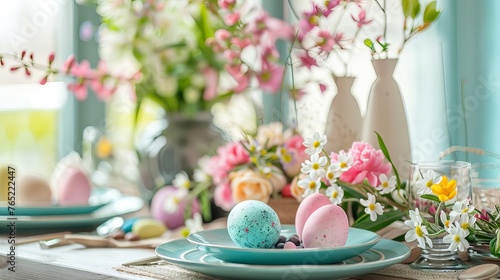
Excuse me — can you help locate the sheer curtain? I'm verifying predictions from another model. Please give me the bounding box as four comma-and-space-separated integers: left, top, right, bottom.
0, 0, 74, 177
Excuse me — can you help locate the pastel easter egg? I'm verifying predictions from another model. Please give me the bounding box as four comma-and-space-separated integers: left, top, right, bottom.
227, 200, 281, 249
132, 218, 167, 239
150, 186, 200, 230
17, 174, 52, 206
121, 217, 140, 233
295, 193, 332, 240
302, 204, 349, 249
55, 167, 91, 205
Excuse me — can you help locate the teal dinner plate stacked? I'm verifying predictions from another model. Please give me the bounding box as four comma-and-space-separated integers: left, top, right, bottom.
155, 225, 410, 279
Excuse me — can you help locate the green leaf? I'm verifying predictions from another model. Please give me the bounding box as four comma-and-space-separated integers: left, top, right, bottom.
420, 194, 440, 203
364, 39, 374, 49
375, 132, 401, 187
401, 0, 412, 18
402, 0, 420, 19
423, 1, 441, 23
353, 210, 405, 232
200, 190, 212, 222
342, 185, 366, 200
412, 1, 421, 18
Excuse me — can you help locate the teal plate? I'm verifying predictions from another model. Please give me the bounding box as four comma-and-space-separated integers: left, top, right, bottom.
0, 203, 106, 216
156, 238, 410, 280
187, 225, 381, 265
0, 196, 144, 233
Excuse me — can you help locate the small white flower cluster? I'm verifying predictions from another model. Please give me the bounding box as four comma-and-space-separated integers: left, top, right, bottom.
297, 132, 402, 222
404, 198, 476, 252
298, 132, 351, 205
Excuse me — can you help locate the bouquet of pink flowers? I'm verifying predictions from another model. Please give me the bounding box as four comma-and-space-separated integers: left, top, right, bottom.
159, 122, 308, 223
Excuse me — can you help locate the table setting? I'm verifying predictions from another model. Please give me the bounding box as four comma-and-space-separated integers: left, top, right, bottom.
3, 0, 500, 279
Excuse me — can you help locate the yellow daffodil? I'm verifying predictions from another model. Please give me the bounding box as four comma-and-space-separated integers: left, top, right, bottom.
431, 175, 457, 202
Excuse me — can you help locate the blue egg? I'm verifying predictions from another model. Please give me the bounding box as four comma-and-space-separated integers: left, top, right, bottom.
122, 217, 140, 233
227, 200, 281, 249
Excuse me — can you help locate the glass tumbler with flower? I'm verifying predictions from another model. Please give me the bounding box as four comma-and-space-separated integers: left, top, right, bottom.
407, 161, 473, 270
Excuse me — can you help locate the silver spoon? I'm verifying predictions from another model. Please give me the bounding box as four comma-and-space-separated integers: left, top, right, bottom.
39, 217, 124, 249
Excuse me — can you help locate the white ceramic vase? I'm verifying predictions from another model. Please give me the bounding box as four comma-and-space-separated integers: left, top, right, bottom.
361, 59, 411, 173
324, 76, 362, 153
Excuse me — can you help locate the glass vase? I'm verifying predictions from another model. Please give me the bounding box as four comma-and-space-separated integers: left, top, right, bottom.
408, 161, 473, 271
137, 112, 225, 198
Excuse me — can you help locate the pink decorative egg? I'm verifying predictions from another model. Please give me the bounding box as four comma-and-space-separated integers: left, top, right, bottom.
295, 193, 332, 240
55, 167, 91, 205
302, 204, 349, 249
150, 186, 200, 230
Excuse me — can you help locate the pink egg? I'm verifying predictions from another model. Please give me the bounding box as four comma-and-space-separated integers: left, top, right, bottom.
150, 186, 200, 230
302, 204, 349, 249
56, 167, 91, 205
295, 193, 332, 240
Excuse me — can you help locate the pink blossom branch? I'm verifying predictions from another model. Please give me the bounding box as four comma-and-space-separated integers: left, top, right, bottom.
0, 50, 140, 101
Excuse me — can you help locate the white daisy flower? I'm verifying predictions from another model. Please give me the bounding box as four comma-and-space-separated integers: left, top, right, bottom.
335, 151, 353, 172
404, 208, 433, 249
163, 188, 188, 213
416, 170, 441, 195
360, 193, 384, 222
300, 153, 327, 178
185, 213, 204, 234
443, 222, 470, 252
325, 184, 344, 205
173, 171, 191, 189
450, 199, 475, 222
440, 210, 452, 230
297, 176, 322, 197
325, 164, 341, 183
458, 213, 476, 235
193, 168, 209, 183
303, 132, 327, 155
375, 174, 397, 194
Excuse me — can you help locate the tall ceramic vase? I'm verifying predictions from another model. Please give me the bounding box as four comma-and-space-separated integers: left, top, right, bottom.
324, 76, 362, 152
361, 59, 411, 174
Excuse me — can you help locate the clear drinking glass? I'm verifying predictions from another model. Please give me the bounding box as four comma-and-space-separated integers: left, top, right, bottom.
471, 162, 500, 211
408, 161, 473, 271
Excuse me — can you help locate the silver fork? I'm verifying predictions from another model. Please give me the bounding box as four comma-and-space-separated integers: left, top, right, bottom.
121, 256, 163, 266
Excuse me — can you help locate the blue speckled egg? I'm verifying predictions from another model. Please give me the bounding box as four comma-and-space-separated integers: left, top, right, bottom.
227, 200, 281, 248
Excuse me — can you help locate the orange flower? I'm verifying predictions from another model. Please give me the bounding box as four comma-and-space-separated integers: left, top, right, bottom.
431, 175, 457, 202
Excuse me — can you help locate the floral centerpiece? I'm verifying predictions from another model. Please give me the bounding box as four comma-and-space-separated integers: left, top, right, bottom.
158, 122, 308, 225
